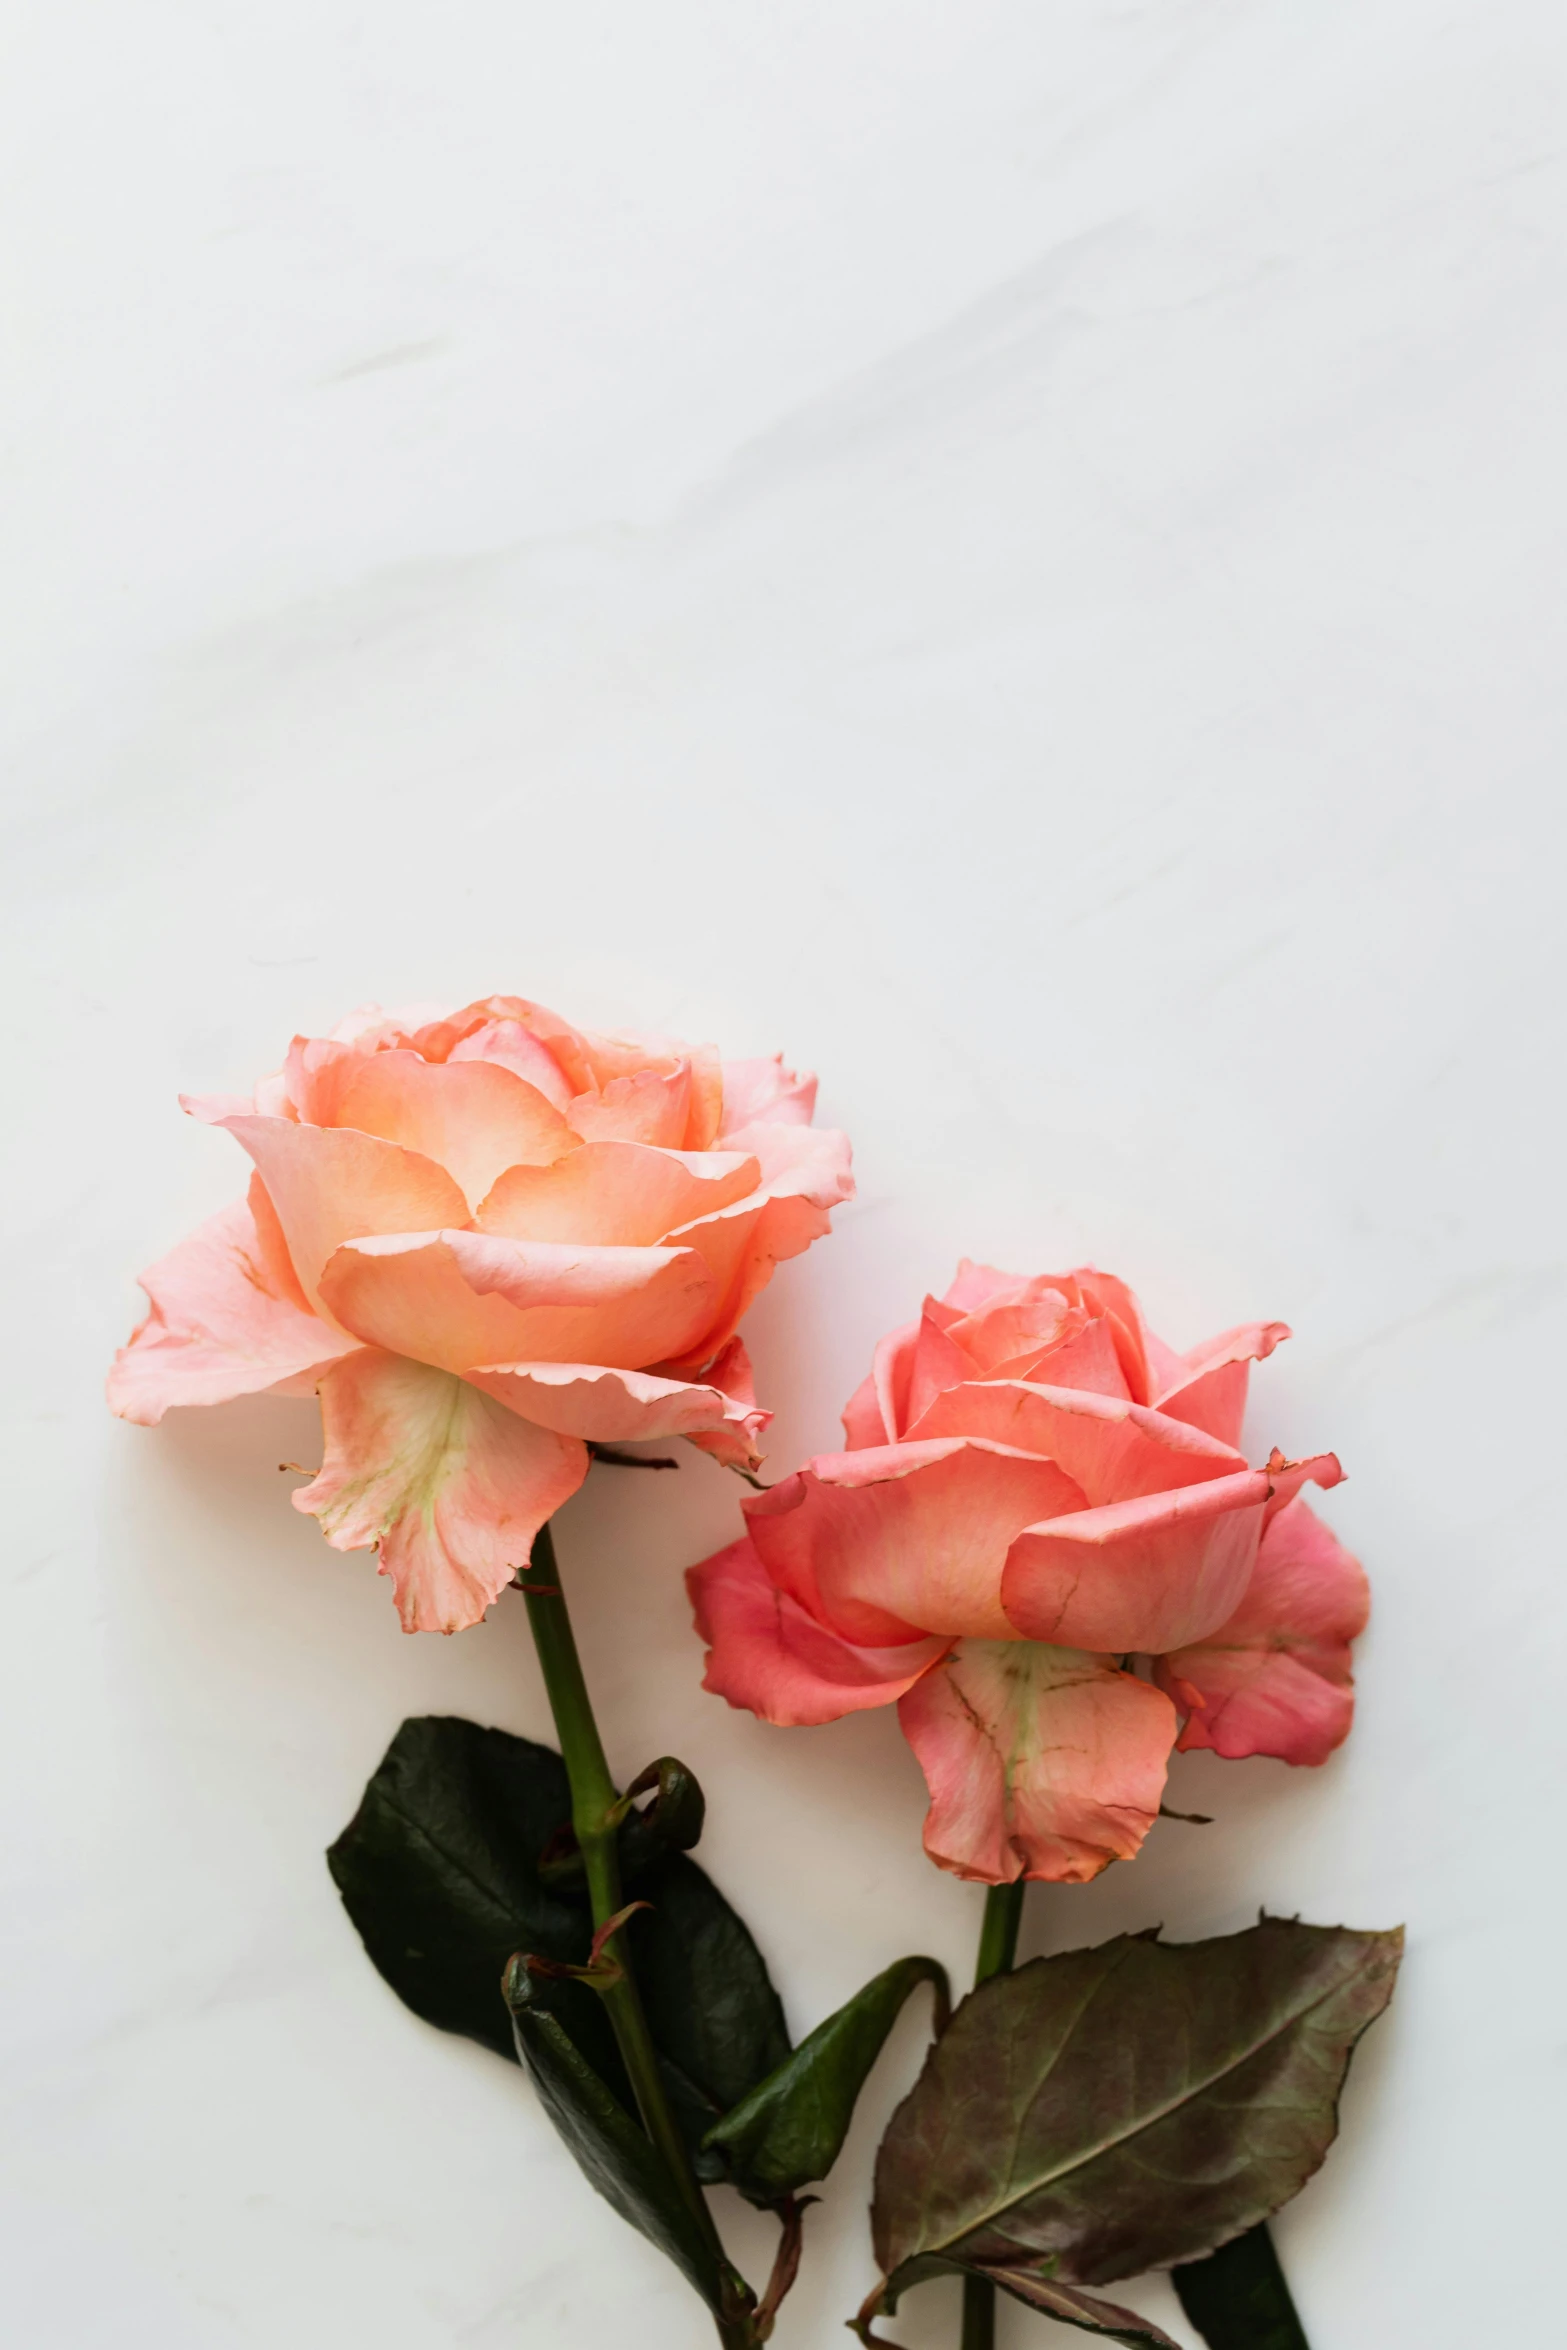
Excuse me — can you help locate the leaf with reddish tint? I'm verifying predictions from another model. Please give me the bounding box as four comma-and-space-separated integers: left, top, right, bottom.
869, 1918, 1401, 2299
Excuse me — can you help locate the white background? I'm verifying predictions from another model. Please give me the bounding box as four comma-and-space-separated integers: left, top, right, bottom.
3, 4, 1562, 2343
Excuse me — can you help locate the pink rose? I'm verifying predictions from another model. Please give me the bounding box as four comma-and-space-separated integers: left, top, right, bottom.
688, 1262, 1367, 1885
109, 996, 852, 1633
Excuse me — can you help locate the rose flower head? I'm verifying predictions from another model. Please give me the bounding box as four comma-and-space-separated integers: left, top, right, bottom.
688, 1261, 1368, 1885
109, 996, 852, 1632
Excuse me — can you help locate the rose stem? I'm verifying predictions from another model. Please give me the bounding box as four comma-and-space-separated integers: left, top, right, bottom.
517, 1521, 744, 2325
960, 1879, 1028, 2350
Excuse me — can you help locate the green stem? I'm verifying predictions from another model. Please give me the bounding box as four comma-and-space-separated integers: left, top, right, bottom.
973, 1878, 1026, 1986
961, 1881, 1029, 2350
518, 1523, 744, 2333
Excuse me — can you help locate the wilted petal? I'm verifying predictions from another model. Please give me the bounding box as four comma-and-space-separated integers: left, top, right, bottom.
318, 1230, 719, 1376
1001, 1469, 1272, 1654
107, 1198, 358, 1425
295, 1350, 587, 1632
474, 1141, 757, 1246
897, 1639, 1176, 1883
688, 1535, 947, 1726
746, 1440, 1086, 1646
1157, 1497, 1369, 1765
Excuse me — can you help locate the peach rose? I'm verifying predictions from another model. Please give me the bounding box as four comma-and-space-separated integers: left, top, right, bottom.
688, 1262, 1367, 1885
109, 996, 852, 1632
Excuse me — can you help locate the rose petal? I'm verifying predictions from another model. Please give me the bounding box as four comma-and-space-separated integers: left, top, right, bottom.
896, 1639, 1176, 1883
568, 1065, 693, 1148
687, 1535, 947, 1725
904, 1305, 983, 1430
1001, 1468, 1272, 1654
841, 1318, 920, 1449
403, 995, 599, 1095
1262, 1447, 1344, 1519
745, 1440, 1087, 1645
982, 1312, 1131, 1399
939, 1259, 1022, 1313
937, 1263, 1152, 1402
943, 1283, 1082, 1374
1154, 1321, 1292, 1447
326, 1050, 577, 1205
295, 1350, 587, 1632
474, 1141, 758, 1247
1155, 1497, 1369, 1765
448, 1018, 577, 1111
908, 1379, 1243, 1503
317, 1230, 717, 1375
717, 1055, 818, 1133
469, 1357, 758, 1444
718, 1119, 854, 1212
678, 1334, 772, 1470
213, 1115, 470, 1310
106, 1197, 357, 1425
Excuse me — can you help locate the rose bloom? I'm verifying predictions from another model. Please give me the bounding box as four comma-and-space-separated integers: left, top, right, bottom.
109, 996, 852, 1632
688, 1263, 1368, 1885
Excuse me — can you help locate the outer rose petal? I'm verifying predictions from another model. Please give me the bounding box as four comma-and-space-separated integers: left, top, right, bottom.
745, 1440, 1086, 1646
106, 1198, 358, 1425
317, 1230, 718, 1376
214, 1115, 469, 1307
467, 1357, 761, 1445
688, 1535, 947, 1726
1157, 1497, 1369, 1765
665, 1191, 831, 1363
678, 1334, 772, 1470
474, 1141, 758, 1246
295, 1350, 587, 1633
908, 1380, 1243, 1504
717, 1055, 818, 1132
1153, 1320, 1291, 1448
1001, 1469, 1273, 1654
897, 1640, 1177, 1884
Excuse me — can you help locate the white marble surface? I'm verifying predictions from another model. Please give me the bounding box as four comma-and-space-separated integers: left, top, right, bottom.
4, 5, 1563, 2343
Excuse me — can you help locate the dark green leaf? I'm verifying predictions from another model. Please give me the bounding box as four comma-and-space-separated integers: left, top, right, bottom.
326, 1715, 790, 2167
616, 1755, 707, 1857
627, 1850, 792, 2178
860, 2253, 1178, 2345
705, 1956, 950, 2205
503, 1959, 741, 2317
1173, 2222, 1309, 2349
873, 1917, 1402, 2288
325, 1714, 619, 2076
